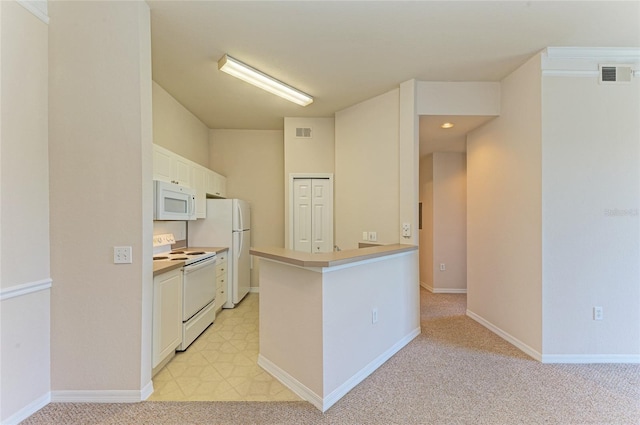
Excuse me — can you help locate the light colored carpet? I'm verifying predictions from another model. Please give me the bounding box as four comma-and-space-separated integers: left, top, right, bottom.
22, 290, 640, 424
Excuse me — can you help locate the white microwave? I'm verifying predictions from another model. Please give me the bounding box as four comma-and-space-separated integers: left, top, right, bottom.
153, 180, 196, 221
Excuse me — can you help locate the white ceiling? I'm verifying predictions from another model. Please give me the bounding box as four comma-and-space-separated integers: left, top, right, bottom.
148, 0, 640, 149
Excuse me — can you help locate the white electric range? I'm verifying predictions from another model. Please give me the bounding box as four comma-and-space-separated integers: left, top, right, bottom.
153, 233, 217, 351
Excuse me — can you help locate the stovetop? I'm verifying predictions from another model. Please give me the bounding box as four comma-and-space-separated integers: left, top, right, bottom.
153, 249, 216, 266
152, 233, 215, 266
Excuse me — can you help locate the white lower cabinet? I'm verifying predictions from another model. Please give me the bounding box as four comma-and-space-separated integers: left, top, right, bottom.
153, 268, 183, 370
215, 250, 228, 312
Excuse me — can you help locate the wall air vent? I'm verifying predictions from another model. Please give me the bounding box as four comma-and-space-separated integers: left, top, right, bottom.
599, 64, 633, 84
296, 127, 312, 138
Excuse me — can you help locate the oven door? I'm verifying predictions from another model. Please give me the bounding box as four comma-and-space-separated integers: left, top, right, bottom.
182, 257, 216, 321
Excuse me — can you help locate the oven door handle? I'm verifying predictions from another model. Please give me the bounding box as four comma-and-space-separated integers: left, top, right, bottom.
183, 256, 216, 274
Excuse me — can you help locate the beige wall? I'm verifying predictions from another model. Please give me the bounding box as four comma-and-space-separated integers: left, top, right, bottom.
418, 155, 434, 290
335, 89, 400, 250
466, 53, 543, 354
152, 81, 209, 167
419, 152, 467, 292
49, 0, 153, 394
432, 152, 467, 292
542, 74, 640, 358
209, 129, 284, 287
0, 1, 51, 421
283, 117, 335, 249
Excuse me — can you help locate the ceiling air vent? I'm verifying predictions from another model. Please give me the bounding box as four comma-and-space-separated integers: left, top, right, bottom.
599, 65, 633, 84
296, 127, 312, 139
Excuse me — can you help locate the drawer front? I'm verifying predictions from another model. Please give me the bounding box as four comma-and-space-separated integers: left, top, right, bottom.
215, 261, 227, 277
217, 251, 227, 262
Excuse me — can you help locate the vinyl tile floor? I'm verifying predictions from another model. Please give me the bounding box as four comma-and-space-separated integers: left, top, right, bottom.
148, 293, 302, 402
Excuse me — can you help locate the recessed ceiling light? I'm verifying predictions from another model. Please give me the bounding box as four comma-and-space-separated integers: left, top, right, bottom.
441, 122, 454, 129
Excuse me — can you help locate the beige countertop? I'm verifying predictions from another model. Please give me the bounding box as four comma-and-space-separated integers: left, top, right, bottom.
153, 246, 228, 276
250, 244, 417, 268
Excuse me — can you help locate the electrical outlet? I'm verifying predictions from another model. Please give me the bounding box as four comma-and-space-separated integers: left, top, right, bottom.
372, 307, 378, 324
593, 306, 603, 321
368, 232, 377, 242
402, 223, 411, 237
114, 246, 132, 264
439, 263, 446, 271
362, 231, 369, 241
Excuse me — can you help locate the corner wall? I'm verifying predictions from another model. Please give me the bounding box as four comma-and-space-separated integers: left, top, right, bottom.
0, 1, 51, 422
335, 89, 400, 250
209, 129, 284, 288
541, 67, 640, 360
48, 1, 153, 398
152, 81, 210, 167
466, 53, 543, 357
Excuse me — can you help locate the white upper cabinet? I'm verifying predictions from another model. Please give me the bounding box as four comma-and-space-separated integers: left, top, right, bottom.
206, 169, 227, 199
191, 164, 207, 219
152, 144, 192, 187
153, 144, 227, 218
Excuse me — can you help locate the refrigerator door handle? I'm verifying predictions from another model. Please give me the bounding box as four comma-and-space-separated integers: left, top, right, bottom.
236, 201, 243, 231
236, 231, 243, 260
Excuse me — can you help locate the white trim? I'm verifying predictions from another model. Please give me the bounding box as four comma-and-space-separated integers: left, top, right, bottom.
466, 309, 542, 362
420, 281, 466, 293
51, 387, 151, 403
1, 392, 50, 425
420, 281, 433, 292
17, 0, 49, 24
433, 288, 467, 294
542, 70, 599, 78
322, 327, 421, 412
258, 354, 323, 410
258, 327, 421, 412
0, 278, 52, 301
544, 47, 640, 61
541, 354, 640, 364
140, 381, 154, 400
249, 287, 260, 293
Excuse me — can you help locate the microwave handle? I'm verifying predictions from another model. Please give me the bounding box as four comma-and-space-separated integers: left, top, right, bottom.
190, 195, 195, 216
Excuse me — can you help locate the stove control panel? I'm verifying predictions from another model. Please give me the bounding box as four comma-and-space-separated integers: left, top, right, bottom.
153, 233, 176, 247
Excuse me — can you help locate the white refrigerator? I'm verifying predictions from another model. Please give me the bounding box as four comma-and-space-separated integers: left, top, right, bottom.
188, 199, 251, 308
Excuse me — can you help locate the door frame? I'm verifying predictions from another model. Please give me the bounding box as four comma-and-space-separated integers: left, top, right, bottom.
287, 173, 334, 251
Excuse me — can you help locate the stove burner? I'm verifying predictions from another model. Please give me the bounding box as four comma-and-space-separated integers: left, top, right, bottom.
187, 251, 205, 255
171, 257, 188, 261
153, 256, 169, 260
171, 250, 185, 254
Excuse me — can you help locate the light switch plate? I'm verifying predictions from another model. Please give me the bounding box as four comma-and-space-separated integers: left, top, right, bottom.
368, 232, 377, 242
114, 246, 132, 264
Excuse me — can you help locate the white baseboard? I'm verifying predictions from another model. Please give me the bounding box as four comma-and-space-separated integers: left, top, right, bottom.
258, 327, 421, 412
258, 355, 323, 410
466, 309, 542, 361
51, 383, 153, 403
322, 327, 421, 411
541, 354, 640, 364
1, 392, 50, 425
420, 281, 466, 294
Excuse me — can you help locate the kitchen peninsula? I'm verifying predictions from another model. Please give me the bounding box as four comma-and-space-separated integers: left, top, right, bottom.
250, 244, 420, 412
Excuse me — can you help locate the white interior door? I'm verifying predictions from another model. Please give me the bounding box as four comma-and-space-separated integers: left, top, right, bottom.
293, 178, 333, 253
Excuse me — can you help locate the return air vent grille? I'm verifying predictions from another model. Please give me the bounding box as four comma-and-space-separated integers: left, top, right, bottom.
296, 127, 312, 138
599, 64, 633, 84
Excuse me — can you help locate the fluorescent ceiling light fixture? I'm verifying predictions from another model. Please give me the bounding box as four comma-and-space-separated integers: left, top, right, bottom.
218, 54, 313, 107
441, 122, 454, 129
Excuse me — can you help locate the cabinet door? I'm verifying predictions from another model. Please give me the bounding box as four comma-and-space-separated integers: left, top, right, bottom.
217, 175, 227, 198
192, 165, 206, 218
174, 156, 192, 187
153, 269, 183, 368
206, 170, 226, 198
153, 145, 173, 183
